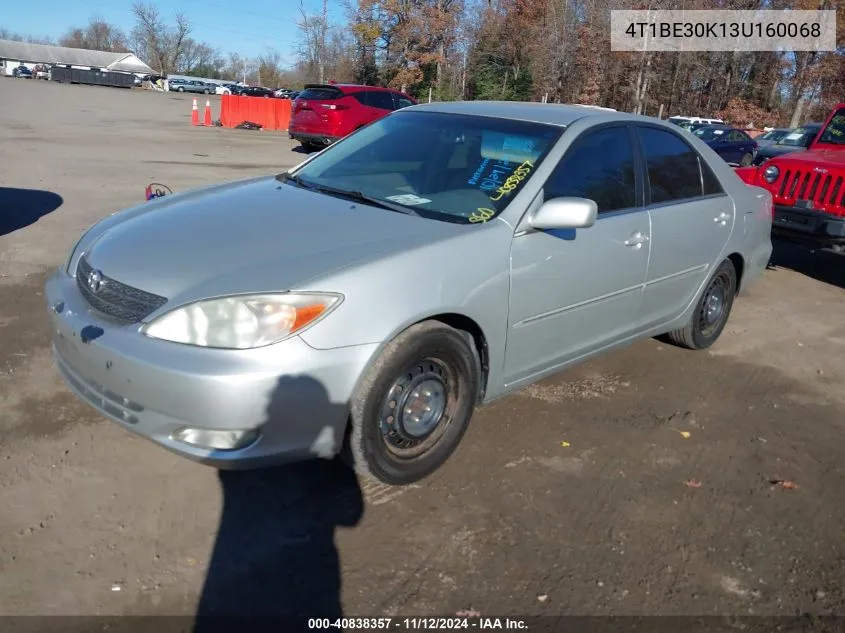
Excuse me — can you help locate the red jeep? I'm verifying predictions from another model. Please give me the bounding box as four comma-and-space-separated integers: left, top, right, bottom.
288, 83, 417, 151
735, 103, 845, 253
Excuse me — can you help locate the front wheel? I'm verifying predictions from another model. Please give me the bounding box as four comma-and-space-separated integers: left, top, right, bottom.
740, 153, 753, 167
346, 321, 480, 486
177, 86, 184, 92
665, 258, 737, 350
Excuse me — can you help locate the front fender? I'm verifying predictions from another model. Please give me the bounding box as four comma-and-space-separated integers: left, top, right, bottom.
734, 165, 760, 185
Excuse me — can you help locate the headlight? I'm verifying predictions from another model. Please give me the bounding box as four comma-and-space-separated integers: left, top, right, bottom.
141, 293, 342, 349
763, 165, 779, 183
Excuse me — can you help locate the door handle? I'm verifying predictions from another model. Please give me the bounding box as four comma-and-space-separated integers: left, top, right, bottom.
714, 212, 731, 226
624, 232, 649, 248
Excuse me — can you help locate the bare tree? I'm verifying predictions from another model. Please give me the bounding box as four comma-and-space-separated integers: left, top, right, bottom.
59, 17, 129, 52
297, 0, 330, 83
0, 27, 53, 44
130, 2, 191, 75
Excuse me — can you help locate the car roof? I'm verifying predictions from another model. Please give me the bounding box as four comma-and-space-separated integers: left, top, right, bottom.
303, 83, 404, 95
405, 101, 667, 128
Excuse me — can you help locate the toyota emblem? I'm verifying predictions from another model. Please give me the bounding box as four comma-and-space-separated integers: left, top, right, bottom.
87, 269, 106, 294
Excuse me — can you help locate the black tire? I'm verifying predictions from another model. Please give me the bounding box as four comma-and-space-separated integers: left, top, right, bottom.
177, 86, 184, 92
345, 321, 480, 486
666, 258, 737, 350
740, 153, 753, 167
204, 89, 210, 94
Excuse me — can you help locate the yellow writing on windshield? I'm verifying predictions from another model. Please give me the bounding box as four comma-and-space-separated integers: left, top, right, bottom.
490, 160, 534, 202
469, 207, 495, 223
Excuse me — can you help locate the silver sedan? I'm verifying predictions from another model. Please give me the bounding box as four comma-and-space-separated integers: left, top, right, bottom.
45, 102, 774, 485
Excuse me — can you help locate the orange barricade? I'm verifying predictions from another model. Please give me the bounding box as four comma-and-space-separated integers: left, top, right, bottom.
219, 94, 292, 131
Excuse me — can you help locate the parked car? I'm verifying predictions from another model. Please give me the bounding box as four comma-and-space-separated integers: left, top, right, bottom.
750, 123, 822, 166
735, 104, 844, 253
691, 124, 758, 166
274, 87, 293, 98
33, 64, 49, 80
289, 83, 417, 151
754, 128, 793, 148
12, 65, 32, 78
47, 102, 772, 485
171, 79, 214, 94
233, 86, 275, 98
215, 83, 240, 95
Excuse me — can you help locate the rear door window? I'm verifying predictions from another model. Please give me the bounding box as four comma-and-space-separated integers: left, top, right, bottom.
367, 91, 396, 111
393, 94, 415, 110
636, 126, 721, 203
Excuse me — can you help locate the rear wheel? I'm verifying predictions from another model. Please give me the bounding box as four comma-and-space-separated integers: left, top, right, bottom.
740, 152, 753, 166
177, 86, 184, 92
666, 258, 737, 350
345, 321, 479, 486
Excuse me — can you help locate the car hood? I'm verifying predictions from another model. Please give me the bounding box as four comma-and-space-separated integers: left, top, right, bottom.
756, 144, 807, 160
84, 176, 465, 306
765, 148, 845, 170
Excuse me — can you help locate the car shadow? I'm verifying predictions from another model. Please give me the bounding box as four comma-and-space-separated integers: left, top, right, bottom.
291, 145, 316, 155
0, 187, 63, 237
193, 375, 363, 631
768, 239, 845, 290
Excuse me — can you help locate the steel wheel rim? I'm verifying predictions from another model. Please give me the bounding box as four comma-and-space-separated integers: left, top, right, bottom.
379, 357, 456, 458
698, 272, 729, 337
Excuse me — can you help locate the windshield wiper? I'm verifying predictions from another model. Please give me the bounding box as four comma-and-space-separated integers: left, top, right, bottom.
301, 182, 422, 217
276, 172, 313, 189
276, 172, 421, 216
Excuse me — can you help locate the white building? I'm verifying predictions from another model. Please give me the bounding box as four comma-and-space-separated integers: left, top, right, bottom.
0, 39, 154, 77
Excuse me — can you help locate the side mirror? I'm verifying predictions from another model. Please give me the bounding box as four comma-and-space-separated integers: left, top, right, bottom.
529, 197, 598, 231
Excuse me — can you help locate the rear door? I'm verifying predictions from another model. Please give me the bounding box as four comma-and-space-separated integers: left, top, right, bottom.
634, 124, 734, 327
359, 90, 396, 124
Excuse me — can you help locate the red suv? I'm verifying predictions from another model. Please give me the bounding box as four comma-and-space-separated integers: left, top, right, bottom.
288, 83, 417, 151
735, 103, 845, 253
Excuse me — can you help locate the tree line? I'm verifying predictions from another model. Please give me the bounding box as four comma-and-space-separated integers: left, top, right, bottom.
3, 0, 842, 128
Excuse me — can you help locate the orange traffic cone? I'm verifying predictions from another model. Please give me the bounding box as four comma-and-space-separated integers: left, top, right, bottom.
203, 99, 212, 126
191, 98, 199, 126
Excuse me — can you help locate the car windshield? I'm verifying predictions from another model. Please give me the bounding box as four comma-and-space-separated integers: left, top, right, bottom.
818, 108, 845, 145
693, 127, 726, 140
778, 128, 815, 146
285, 111, 563, 224
759, 129, 789, 142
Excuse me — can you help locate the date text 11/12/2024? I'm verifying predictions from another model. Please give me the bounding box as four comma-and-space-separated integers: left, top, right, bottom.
307, 617, 528, 630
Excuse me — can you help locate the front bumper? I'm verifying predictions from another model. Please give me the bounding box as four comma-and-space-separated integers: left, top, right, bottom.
45, 269, 379, 469
771, 205, 845, 249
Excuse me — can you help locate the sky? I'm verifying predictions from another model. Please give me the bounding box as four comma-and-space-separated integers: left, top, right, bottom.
1, 0, 345, 65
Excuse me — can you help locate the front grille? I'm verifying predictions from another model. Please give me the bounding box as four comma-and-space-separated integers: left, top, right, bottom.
776, 169, 845, 212
76, 256, 168, 323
